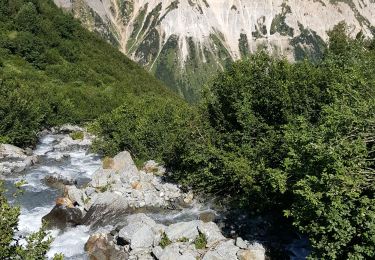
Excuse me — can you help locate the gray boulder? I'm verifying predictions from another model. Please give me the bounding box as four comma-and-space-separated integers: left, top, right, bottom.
235, 237, 249, 249
236, 243, 265, 260
113, 151, 138, 174
130, 225, 155, 249
83, 192, 130, 228
118, 214, 160, 250
202, 240, 239, 260
44, 174, 77, 190
65, 185, 86, 206
0, 144, 38, 175
198, 222, 226, 247
165, 221, 201, 241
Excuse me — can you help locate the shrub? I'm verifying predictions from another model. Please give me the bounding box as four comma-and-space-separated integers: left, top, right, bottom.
69, 131, 84, 140
159, 233, 172, 249
91, 94, 193, 161
194, 232, 207, 249
0, 181, 59, 258
178, 237, 189, 242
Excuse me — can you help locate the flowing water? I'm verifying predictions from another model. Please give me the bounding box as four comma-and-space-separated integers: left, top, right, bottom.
3, 132, 309, 259
3, 132, 216, 259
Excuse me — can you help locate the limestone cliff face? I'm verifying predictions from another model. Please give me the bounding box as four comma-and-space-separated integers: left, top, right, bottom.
54, 0, 375, 100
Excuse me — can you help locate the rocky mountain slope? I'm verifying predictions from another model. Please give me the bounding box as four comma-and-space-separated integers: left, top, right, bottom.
54, 0, 375, 101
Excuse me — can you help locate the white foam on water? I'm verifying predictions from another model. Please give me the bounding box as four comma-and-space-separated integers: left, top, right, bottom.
47, 226, 91, 259
18, 206, 54, 235
34, 135, 58, 155
6, 131, 101, 259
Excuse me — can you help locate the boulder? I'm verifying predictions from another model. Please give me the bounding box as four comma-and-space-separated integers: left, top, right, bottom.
198, 222, 226, 247
183, 192, 194, 205
158, 245, 183, 260
0, 144, 26, 159
165, 221, 201, 242
90, 169, 119, 188
118, 214, 161, 250
202, 240, 239, 260
235, 237, 249, 249
85, 233, 129, 260
52, 135, 91, 152
142, 160, 166, 176
44, 174, 77, 189
42, 204, 82, 230
65, 185, 86, 206
83, 192, 130, 228
119, 222, 145, 244
55, 197, 74, 208
0, 144, 38, 175
152, 246, 163, 259
236, 243, 265, 260
130, 225, 155, 249
112, 151, 138, 174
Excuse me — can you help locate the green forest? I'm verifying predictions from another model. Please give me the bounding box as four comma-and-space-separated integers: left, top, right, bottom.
1, 0, 375, 259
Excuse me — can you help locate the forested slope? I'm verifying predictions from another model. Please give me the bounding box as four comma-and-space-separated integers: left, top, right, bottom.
0, 0, 183, 147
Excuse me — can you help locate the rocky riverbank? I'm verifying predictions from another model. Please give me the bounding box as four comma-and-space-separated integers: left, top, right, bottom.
4, 125, 313, 259
0, 143, 38, 176
85, 213, 265, 260
43, 148, 266, 259
24, 126, 265, 259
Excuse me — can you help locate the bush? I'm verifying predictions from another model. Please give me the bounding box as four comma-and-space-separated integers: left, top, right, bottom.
0, 181, 56, 259
91, 94, 193, 162
69, 131, 84, 140
159, 233, 172, 249
194, 232, 207, 249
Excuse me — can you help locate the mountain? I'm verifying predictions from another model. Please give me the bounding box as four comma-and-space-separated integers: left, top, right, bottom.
55, 0, 375, 101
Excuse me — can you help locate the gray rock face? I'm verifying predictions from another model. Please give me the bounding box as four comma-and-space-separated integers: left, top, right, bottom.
55, 0, 375, 101
0, 144, 38, 176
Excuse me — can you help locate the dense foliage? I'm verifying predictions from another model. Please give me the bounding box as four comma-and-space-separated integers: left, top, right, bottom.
91, 95, 194, 163
94, 24, 375, 259
0, 0, 179, 147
